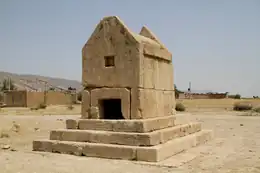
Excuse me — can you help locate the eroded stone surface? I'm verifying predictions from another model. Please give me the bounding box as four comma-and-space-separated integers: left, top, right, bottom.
77, 116, 175, 133
88, 107, 100, 119
33, 130, 213, 162
90, 88, 130, 119
65, 119, 78, 129
82, 16, 175, 119
50, 122, 201, 146
81, 90, 90, 119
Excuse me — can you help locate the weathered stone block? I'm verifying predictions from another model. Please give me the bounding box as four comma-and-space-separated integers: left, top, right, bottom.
52, 141, 83, 156
82, 143, 137, 160
88, 106, 100, 119
49, 121, 201, 147
159, 122, 202, 143
91, 88, 130, 119
136, 89, 175, 119
77, 116, 175, 133
33, 130, 213, 162
78, 119, 113, 131
32, 140, 53, 152
81, 90, 90, 119
66, 119, 78, 129
136, 130, 213, 162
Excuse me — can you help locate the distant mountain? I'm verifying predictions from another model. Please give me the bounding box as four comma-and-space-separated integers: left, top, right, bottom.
0, 71, 82, 91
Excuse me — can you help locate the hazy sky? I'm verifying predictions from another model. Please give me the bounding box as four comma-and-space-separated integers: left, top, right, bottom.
0, 0, 259, 97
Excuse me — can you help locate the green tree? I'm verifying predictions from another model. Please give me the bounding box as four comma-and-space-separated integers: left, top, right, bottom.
0, 79, 16, 91
174, 84, 182, 99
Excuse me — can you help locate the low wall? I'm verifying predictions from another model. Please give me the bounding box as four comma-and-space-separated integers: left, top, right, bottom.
3, 91, 27, 107
45, 91, 77, 106
0, 92, 3, 103
179, 93, 227, 99
3, 91, 77, 107
26, 91, 44, 107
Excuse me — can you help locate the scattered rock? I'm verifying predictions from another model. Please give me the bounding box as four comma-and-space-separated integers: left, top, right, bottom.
0, 131, 10, 138
240, 124, 244, 126
11, 121, 20, 133
34, 127, 39, 131
10, 148, 17, 152
1, 144, 10, 150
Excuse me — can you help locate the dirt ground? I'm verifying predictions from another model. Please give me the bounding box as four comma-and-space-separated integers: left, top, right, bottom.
0, 105, 81, 116
180, 98, 260, 112
0, 112, 260, 173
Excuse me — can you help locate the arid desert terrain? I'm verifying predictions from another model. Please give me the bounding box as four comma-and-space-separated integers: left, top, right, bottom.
1, 100, 260, 173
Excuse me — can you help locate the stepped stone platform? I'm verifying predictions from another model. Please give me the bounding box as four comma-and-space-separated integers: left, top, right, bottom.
33, 116, 213, 162
32, 16, 213, 163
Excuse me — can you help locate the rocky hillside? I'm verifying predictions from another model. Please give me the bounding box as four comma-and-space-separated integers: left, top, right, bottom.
0, 71, 81, 91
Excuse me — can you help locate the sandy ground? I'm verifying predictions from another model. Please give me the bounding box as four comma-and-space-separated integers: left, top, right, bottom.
0, 105, 81, 115
0, 112, 260, 173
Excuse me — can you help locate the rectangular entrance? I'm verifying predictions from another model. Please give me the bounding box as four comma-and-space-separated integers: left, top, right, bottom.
99, 99, 124, 119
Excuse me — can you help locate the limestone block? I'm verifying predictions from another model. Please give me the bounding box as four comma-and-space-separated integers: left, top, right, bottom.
82, 17, 140, 88
82, 143, 136, 160
91, 88, 130, 119
81, 90, 90, 119
52, 141, 83, 156
160, 123, 202, 143
139, 54, 174, 90
33, 130, 213, 162
142, 116, 175, 132
78, 119, 113, 131
88, 130, 161, 146
136, 130, 212, 162
50, 121, 200, 147
77, 116, 175, 133
156, 61, 174, 90
66, 119, 78, 129
130, 87, 141, 119
112, 120, 144, 132
143, 44, 172, 62
33, 140, 53, 152
50, 130, 91, 142
49, 130, 63, 141
136, 89, 175, 119
88, 106, 100, 119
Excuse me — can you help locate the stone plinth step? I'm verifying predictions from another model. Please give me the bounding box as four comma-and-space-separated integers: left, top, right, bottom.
50, 122, 201, 146
33, 130, 213, 162
66, 116, 175, 133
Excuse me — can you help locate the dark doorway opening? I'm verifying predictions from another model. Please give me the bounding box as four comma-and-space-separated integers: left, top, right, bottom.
99, 99, 124, 119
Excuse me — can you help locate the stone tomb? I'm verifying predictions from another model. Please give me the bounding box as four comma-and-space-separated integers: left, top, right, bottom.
33, 16, 213, 162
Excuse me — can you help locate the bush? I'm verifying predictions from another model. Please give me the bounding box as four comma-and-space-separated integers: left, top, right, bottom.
229, 94, 241, 99
175, 102, 186, 112
37, 103, 47, 109
233, 102, 253, 111
253, 106, 260, 113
